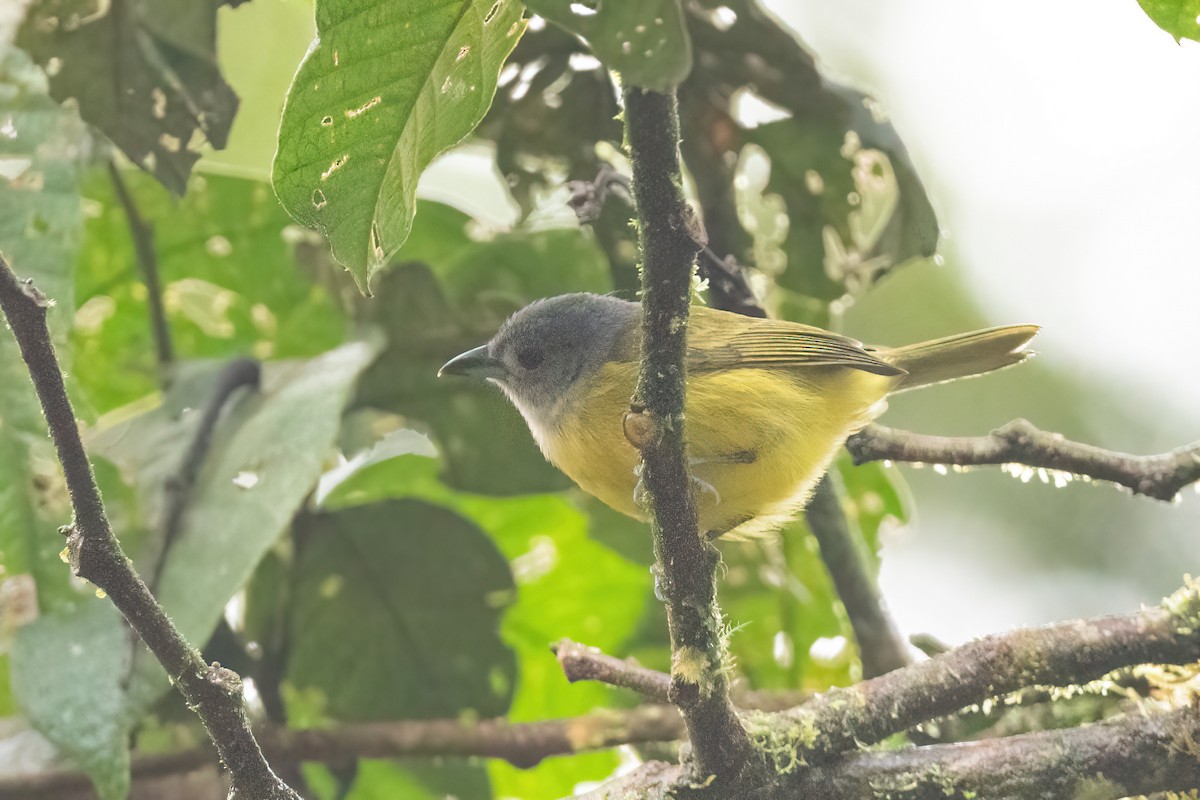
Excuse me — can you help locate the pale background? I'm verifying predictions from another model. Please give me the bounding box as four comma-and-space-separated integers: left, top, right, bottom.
207, 0, 1200, 644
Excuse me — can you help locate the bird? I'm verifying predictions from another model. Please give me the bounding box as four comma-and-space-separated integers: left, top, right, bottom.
440, 293, 1037, 538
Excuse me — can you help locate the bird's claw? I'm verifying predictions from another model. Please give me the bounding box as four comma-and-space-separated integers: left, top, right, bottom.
690, 473, 720, 506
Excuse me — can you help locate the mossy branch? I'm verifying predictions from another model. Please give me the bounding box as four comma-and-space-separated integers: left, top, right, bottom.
622, 85, 756, 786
0, 257, 300, 800
768, 580, 1200, 764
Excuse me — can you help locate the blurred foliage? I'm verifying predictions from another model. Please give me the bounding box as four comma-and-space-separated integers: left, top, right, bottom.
0, 0, 1168, 799
1137, 0, 1200, 42
525, 0, 692, 91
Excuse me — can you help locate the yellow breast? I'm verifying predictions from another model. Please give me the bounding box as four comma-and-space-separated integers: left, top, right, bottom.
541, 361, 894, 537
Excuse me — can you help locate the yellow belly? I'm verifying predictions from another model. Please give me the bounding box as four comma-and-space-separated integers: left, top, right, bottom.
543, 362, 895, 537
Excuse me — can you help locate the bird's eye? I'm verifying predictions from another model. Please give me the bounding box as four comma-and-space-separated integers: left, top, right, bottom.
517, 348, 545, 370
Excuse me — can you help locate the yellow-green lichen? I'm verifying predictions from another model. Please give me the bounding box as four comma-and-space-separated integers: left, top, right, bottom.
1071, 776, 1123, 800
1165, 575, 1200, 636
867, 764, 973, 799
672, 645, 712, 695
743, 709, 819, 776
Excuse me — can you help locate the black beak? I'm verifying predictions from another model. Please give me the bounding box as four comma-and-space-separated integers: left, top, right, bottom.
438, 345, 507, 380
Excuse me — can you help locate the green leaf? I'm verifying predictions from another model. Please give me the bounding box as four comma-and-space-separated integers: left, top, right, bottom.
74, 170, 346, 413
679, 1, 938, 312
744, 87, 938, 307
87, 341, 379, 716
272, 0, 526, 291
1137, 0, 1200, 42
320, 450, 649, 797
287, 499, 516, 720
524, 0, 692, 91
17, 0, 238, 195
0, 47, 87, 614
11, 601, 131, 800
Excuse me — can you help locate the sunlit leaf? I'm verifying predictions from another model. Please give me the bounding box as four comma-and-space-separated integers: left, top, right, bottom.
1137, 0, 1200, 42
524, 0, 692, 91
272, 0, 526, 291
18, 0, 238, 194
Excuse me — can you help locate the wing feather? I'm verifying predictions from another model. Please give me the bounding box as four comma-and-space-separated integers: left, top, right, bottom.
686, 306, 904, 377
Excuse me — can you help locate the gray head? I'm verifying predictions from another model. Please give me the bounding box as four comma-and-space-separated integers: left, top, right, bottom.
439, 293, 637, 433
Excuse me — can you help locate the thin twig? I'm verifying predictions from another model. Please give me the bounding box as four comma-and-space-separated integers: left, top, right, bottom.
622, 85, 756, 785
554, 639, 672, 703
107, 160, 174, 374
745, 706, 1200, 800
847, 420, 1200, 502
0, 707, 690, 799
772, 581, 1200, 764
146, 358, 260, 591
0, 258, 299, 800
804, 474, 911, 678
554, 639, 810, 710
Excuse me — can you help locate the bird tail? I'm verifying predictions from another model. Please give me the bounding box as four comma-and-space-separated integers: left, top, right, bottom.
881, 324, 1040, 392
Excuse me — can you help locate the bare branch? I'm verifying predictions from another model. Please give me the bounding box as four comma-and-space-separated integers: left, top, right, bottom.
772, 581, 1200, 764
0, 707, 690, 799
554, 639, 810, 711
847, 419, 1200, 502
0, 258, 299, 800
106, 160, 174, 373
554, 639, 672, 703
622, 85, 756, 784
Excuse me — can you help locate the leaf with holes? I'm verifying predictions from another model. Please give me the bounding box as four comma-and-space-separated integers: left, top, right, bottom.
272, 0, 525, 292
524, 0, 691, 91
17, 0, 238, 195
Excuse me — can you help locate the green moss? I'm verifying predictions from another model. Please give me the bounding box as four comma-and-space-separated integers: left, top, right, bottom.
1165, 576, 1200, 636
866, 764, 973, 799
1071, 776, 1123, 800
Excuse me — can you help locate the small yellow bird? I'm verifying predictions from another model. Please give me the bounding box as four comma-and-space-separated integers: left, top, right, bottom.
440, 293, 1037, 538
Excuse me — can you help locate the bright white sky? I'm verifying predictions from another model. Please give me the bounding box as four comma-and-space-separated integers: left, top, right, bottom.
771, 0, 1200, 419
769, 0, 1200, 640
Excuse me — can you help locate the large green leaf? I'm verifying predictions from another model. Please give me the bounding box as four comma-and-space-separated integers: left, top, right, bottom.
10, 601, 131, 800
0, 47, 87, 617
73, 170, 346, 413
87, 341, 378, 716
272, 0, 525, 291
17, 0, 238, 195
524, 0, 692, 91
1137, 0, 1200, 42
320, 448, 651, 797
287, 499, 515, 720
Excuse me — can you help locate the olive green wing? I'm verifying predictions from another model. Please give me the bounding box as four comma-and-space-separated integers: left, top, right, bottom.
686, 306, 904, 377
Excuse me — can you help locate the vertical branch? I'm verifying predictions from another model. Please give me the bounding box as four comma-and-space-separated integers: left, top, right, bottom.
622, 86, 755, 784
107, 160, 174, 375
804, 474, 910, 677
0, 258, 299, 800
